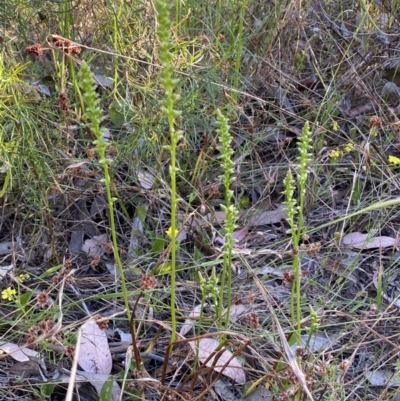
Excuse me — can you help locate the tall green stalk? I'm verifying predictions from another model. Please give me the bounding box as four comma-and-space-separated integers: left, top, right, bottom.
155, 0, 180, 344
112, 2, 124, 97
283, 121, 312, 334
78, 62, 131, 321
216, 0, 222, 37
175, 0, 181, 30
216, 109, 238, 331
232, 0, 247, 100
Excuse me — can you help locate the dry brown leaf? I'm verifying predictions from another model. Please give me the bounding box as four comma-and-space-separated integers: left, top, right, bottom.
247, 205, 288, 226
180, 304, 205, 337
366, 369, 400, 387
227, 304, 247, 323
178, 210, 227, 228
7, 359, 47, 381
137, 170, 155, 189
188, 338, 246, 384
81, 233, 109, 257
77, 319, 112, 375
0, 342, 38, 362
342, 232, 397, 249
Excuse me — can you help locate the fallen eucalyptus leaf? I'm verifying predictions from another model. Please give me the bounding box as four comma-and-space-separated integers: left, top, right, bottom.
342, 232, 397, 249
188, 338, 246, 384
81, 233, 109, 257
0, 264, 13, 279
0, 342, 38, 361
366, 369, 400, 387
77, 319, 112, 375
180, 304, 205, 337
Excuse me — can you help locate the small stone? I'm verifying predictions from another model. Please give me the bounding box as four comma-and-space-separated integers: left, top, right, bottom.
382, 82, 400, 101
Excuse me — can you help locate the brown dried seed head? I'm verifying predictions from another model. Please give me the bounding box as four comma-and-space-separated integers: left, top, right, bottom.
38, 321, 47, 332
283, 271, 295, 284
27, 326, 37, 335
26, 336, 36, 344
57, 92, 69, 111
369, 115, 382, 128
91, 255, 101, 267
64, 345, 75, 357
140, 274, 158, 290
233, 295, 242, 305
64, 258, 72, 268
36, 291, 49, 308
245, 312, 259, 329
295, 346, 306, 357
25, 43, 43, 57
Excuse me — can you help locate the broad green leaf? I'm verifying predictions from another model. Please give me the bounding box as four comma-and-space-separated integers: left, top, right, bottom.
152, 237, 166, 252
100, 376, 114, 401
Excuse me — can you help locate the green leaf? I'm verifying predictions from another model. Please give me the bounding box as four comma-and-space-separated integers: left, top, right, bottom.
108, 100, 131, 127
188, 192, 197, 204
18, 290, 33, 308
154, 262, 172, 274
40, 264, 63, 278
136, 205, 147, 223
99, 376, 114, 401
351, 177, 363, 204
152, 237, 167, 252
41, 383, 56, 398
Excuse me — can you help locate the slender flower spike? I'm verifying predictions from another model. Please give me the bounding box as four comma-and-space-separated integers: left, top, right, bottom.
78, 62, 104, 138
2, 287, 16, 301
297, 121, 312, 188
283, 169, 297, 230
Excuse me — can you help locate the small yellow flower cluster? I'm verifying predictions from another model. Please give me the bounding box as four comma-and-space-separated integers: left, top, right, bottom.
344, 142, 354, 153
330, 142, 354, 160
329, 149, 341, 159
389, 155, 400, 165
17, 273, 30, 283
165, 227, 178, 238
2, 287, 16, 301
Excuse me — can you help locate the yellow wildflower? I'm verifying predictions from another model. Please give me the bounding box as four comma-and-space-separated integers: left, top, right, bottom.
329, 149, 342, 159
344, 142, 354, 153
332, 120, 339, 132
389, 155, 400, 165
2, 287, 16, 301
165, 227, 178, 238
370, 126, 378, 137
17, 273, 30, 283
